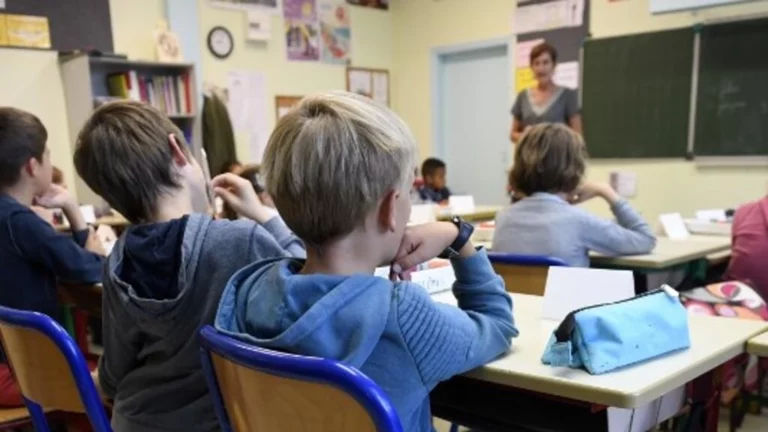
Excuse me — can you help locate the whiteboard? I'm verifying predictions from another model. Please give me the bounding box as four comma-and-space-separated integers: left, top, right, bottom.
650, 0, 758, 14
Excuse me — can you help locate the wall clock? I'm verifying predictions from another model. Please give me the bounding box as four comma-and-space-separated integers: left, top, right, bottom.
208, 26, 234, 59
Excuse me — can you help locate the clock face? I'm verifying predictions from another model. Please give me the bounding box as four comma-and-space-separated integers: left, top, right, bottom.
208, 27, 233, 59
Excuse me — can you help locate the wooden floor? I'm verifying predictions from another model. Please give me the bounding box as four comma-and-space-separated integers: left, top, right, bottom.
434, 412, 768, 431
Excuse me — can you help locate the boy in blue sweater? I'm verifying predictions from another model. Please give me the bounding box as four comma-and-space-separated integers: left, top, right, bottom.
73, 101, 305, 432
215, 92, 518, 431
0, 107, 104, 407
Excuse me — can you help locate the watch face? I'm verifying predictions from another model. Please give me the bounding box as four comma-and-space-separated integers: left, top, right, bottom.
208, 27, 233, 59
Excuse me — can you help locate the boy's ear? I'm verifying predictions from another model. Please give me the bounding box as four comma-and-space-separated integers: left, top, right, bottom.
168, 134, 190, 167
378, 189, 398, 232
23, 156, 39, 178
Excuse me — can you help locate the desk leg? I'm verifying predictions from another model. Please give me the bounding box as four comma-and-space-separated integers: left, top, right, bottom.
689, 367, 722, 432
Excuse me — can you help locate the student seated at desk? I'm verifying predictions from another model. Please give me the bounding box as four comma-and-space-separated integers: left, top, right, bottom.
492, 123, 656, 267
418, 157, 451, 204
0, 108, 104, 407
73, 101, 305, 432
215, 92, 518, 432
724, 195, 768, 300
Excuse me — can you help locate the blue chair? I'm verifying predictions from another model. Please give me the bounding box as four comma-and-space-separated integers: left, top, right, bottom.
488, 253, 568, 296
0, 305, 111, 432
199, 325, 403, 432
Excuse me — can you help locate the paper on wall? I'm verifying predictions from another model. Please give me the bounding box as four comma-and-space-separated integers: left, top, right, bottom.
515, 39, 544, 69
372, 71, 389, 106
247, 10, 272, 41
348, 69, 372, 96
553, 61, 580, 89
542, 267, 635, 321
512, 0, 584, 35
515, 67, 537, 91
609, 171, 637, 198
227, 71, 269, 163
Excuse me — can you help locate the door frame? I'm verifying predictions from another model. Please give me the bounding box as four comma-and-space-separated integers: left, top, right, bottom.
430, 36, 516, 158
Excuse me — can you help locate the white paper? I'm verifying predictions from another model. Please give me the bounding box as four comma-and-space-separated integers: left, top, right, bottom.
210, 0, 281, 14
513, 0, 583, 35
541, 267, 635, 321
348, 70, 372, 97
449, 195, 476, 215
649, 0, 749, 14
515, 39, 545, 69
695, 209, 727, 222
79, 205, 96, 224
247, 10, 272, 41
411, 266, 456, 295
609, 171, 637, 198
553, 61, 580, 89
659, 213, 690, 240
372, 72, 389, 105
0, 0, 5, 9
409, 204, 437, 225
228, 71, 268, 162
608, 386, 685, 432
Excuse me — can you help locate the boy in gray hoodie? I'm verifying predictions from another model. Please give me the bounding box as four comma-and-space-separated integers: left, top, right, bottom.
73, 100, 305, 432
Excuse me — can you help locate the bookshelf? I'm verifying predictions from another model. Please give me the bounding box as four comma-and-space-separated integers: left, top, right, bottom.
59, 54, 202, 205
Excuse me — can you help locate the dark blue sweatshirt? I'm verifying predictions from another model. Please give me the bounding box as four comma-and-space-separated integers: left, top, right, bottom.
0, 194, 103, 348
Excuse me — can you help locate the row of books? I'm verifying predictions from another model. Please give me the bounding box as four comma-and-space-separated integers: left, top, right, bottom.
106, 71, 193, 116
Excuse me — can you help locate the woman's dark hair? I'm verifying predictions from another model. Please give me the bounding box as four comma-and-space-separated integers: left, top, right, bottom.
529, 42, 558, 65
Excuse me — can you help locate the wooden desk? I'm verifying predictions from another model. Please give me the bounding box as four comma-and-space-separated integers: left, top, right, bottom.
55, 214, 130, 232
432, 292, 766, 409
437, 205, 501, 223
590, 236, 731, 271
747, 331, 768, 357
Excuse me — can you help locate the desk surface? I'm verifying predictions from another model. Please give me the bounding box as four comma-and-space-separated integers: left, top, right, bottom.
747, 331, 768, 357
590, 236, 731, 270
55, 214, 130, 232
438, 205, 502, 223
433, 292, 766, 408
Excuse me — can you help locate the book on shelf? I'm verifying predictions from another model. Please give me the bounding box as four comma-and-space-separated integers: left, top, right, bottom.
105, 71, 193, 117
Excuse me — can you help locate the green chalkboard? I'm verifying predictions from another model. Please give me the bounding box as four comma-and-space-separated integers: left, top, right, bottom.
694, 18, 768, 157
582, 28, 693, 158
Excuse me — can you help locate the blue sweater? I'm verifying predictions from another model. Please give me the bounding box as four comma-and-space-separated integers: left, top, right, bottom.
492, 193, 656, 267
215, 249, 517, 432
0, 194, 103, 325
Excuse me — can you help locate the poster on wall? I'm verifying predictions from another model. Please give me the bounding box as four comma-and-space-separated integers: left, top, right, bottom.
319, 0, 351, 64
512, 0, 584, 35
345, 0, 388, 10
210, 0, 280, 13
283, 0, 320, 61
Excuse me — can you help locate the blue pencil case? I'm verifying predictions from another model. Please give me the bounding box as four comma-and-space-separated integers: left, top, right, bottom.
541, 286, 691, 375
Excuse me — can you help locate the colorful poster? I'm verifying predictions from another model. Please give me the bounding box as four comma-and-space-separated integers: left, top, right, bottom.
345, 0, 387, 10
319, 0, 351, 64
5, 14, 50, 49
515, 67, 536, 92
283, 0, 320, 61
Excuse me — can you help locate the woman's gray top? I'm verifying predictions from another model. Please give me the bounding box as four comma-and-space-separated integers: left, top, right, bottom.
511, 86, 579, 127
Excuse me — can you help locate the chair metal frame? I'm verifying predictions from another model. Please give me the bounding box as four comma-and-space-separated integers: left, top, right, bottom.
199, 325, 403, 432
0, 305, 111, 432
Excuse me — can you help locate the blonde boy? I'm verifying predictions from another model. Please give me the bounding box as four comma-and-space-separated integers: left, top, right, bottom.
215, 92, 518, 431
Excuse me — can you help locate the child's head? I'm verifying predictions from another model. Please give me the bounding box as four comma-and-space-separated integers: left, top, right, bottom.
509, 123, 586, 197
74, 101, 208, 224
421, 158, 447, 190
263, 91, 417, 263
52, 166, 65, 187
0, 107, 52, 197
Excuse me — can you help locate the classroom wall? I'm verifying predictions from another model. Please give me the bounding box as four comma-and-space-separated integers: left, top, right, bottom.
198, 0, 393, 162
391, 0, 768, 220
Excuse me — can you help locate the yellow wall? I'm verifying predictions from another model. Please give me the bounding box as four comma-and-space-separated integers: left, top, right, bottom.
391, 0, 768, 220
109, 0, 167, 61
198, 0, 392, 161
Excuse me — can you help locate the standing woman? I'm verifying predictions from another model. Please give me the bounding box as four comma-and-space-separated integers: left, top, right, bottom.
510, 42, 582, 143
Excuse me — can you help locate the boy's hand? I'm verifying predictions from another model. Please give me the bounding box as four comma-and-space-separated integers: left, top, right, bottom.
211, 173, 272, 224
569, 181, 619, 205
391, 222, 475, 274
35, 184, 76, 210
85, 228, 107, 256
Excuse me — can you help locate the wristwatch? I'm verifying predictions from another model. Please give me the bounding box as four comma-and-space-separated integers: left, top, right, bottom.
439, 216, 474, 259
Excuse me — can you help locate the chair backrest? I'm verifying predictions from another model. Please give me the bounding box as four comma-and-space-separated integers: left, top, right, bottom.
199, 326, 402, 432
0, 306, 111, 432
488, 253, 568, 296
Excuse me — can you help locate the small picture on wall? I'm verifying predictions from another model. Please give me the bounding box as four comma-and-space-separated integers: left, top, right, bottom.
210, 0, 279, 10
345, 0, 387, 11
